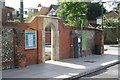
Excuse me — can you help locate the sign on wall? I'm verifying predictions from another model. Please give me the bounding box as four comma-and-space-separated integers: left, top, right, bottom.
25, 31, 37, 49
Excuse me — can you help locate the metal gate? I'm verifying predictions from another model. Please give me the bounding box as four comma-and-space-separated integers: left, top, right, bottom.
73, 36, 81, 58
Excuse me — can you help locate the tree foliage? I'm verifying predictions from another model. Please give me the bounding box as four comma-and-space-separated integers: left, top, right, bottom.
118, 3, 120, 21
103, 3, 120, 44
104, 3, 120, 27
7, 19, 20, 22
104, 28, 118, 44
57, 1, 107, 27
87, 3, 106, 20
104, 20, 120, 27
57, 1, 88, 27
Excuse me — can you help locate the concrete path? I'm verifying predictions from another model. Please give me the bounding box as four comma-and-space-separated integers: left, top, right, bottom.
2, 45, 119, 79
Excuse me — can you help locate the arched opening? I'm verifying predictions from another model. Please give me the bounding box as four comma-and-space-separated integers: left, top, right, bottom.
45, 24, 53, 61
42, 23, 57, 62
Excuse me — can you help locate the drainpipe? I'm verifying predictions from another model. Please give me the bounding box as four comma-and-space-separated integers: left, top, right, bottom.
80, 19, 84, 57
101, 3, 104, 30
20, 0, 24, 22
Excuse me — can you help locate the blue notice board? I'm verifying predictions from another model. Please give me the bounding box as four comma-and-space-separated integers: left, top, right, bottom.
25, 31, 37, 49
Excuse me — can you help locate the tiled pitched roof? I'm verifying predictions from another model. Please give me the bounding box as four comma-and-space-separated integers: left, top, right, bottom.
5, 6, 15, 10
38, 7, 50, 15
97, 11, 118, 19
50, 5, 59, 10
38, 5, 59, 15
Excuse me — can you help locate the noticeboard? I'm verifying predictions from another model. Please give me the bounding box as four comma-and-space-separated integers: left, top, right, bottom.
82, 32, 86, 50
25, 31, 37, 49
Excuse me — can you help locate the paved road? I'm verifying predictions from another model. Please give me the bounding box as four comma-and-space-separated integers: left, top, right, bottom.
104, 45, 119, 55
81, 63, 119, 78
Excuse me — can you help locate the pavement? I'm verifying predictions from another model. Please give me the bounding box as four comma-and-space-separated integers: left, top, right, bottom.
2, 45, 119, 79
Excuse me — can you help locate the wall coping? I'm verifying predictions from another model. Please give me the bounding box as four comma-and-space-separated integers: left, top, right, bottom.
27, 15, 61, 23
2, 22, 30, 30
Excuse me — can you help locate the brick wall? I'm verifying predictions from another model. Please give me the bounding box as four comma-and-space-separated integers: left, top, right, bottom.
37, 17, 43, 63
2, 7, 14, 22
59, 20, 73, 59
3, 16, 104, 69
2, 20, 39, 68
94, 30, 104, 54
15, 32, 38, 67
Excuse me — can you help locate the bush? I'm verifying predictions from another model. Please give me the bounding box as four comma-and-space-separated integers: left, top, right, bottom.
104, 28, 118, 44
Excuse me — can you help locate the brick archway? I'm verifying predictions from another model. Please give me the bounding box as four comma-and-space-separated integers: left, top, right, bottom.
3, 16, 74, 68
42, 18, 59, 62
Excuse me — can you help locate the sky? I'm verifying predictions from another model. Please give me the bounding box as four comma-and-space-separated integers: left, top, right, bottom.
5, 0, 120, 11
5, 0, 58, 10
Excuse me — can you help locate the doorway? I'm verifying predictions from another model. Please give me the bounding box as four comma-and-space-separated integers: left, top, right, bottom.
45, 24, 52, 61
42, 22, 59, 62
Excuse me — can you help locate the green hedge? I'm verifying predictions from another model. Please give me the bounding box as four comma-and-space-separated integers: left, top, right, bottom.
104, 28, 118, 44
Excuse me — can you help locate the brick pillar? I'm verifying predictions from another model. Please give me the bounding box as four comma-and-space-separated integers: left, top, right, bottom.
37, 30, 42, 63
55, 30, 60, 60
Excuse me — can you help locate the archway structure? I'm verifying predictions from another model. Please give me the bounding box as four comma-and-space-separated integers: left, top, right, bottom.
34, 15, 73, 63
3, 15, 104, 68
5, 15, 73, 67
42, 17, 59, 62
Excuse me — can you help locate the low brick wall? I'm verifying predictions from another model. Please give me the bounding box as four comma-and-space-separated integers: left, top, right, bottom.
59, 20, 73, 59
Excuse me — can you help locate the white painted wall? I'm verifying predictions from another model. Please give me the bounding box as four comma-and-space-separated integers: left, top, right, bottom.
97, 18, 102, 25
0, 0, 5, 8
97, 18, 118, 25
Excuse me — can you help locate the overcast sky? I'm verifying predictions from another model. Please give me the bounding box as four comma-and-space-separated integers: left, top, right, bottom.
5, 0, 120, 11
5, 0, 58, 10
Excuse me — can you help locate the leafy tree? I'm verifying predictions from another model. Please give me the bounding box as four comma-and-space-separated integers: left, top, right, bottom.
57, 1, 88, 27
104, 19, 120, 28
113, 3, 120, 20
103, 3, 120, 44
118, 3, 120, 21
57, 1, 106, 27
117, 3, 120, 43
104, 28, 118, 44
86, 2, 106, 21
104, 3, 120, 27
